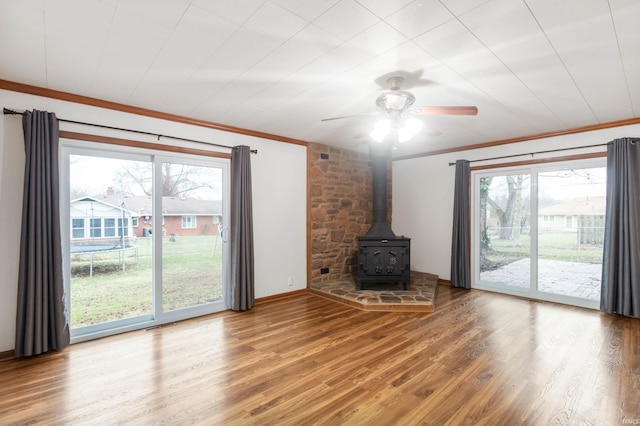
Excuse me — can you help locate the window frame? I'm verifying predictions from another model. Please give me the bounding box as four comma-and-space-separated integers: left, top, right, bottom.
471, 157, 606, 310
181, 215, 197, 229
60, 138, 230, 344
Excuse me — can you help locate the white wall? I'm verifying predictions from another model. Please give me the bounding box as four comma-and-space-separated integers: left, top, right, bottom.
392, 124, 640, 281
0, 109, 24, 352
0, 89, 307, 352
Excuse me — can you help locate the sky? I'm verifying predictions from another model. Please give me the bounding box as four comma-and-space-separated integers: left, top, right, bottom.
70, 155, 223, 200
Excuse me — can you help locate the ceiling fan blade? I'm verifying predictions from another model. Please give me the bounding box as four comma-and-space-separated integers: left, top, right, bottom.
412, 106, 478, 116
321, 112, 381, 122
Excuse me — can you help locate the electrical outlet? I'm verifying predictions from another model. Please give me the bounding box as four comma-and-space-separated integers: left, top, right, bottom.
287, 276, 293, 286
320, 267, 329, 274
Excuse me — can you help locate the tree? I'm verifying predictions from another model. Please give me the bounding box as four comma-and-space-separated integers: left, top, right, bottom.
486, 175, 527, 240
115, 163, 217, 198
479, 177, 492, 250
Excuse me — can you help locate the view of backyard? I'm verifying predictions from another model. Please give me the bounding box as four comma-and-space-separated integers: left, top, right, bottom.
479, 227, 603, 300
67, 153, 226, 332
481, 228, 603, 266
476, 165, 606, 303
70, 234, 223, 327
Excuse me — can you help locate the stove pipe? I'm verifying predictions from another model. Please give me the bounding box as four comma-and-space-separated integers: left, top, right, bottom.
365, 143, 396, 239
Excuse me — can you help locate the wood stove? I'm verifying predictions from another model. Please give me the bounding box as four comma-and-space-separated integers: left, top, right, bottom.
357, 143, 410, 290
358, 236, 410, 289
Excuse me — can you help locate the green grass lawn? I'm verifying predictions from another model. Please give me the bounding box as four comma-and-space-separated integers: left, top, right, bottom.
70, 235, 223, 327
481, 230, 603, 271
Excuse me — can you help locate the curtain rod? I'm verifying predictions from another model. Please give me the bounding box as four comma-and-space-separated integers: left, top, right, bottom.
447, 142, 611, 166
3, 107, 257, 154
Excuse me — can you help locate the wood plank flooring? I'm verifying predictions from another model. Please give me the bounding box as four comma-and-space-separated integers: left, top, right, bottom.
1, 285, 639, 425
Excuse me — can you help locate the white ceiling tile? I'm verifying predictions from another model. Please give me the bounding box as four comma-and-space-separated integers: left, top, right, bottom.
187, 25, 287, 102
355, 0, 415, 18
0, 2, 47, 86
0, 28, 47, 87
348, 22, 409, 57
271, 0, 340, 21
458, 0, 596, 126
414, 19, 564, 130
439, 0, 490, 16
385, 0, 454, 39
45, 41, 102, 94
109, 8, 175, 49
191, 0, 265, 25
43, 0, 115, 35
112, 0, 191, 29
0, 0, 45, 33
313, 0, 380, 41
296, 41, 373, 81
243, 1, 308, 38
1, 0, 637, 154
529, 0, 633, 122
249, 24, 343, 81
92, 32, 160, 101
145, 6, 239, 82
610, 0, 640, 115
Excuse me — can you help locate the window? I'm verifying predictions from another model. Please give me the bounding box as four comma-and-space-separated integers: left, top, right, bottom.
62, 143, 229, 343
117, 218, 129, 237
472, 159, 606, 309
182, 215, 196, 229
72, 218, 85, 239
104, 218, 116, 237
90, 218, 102, 238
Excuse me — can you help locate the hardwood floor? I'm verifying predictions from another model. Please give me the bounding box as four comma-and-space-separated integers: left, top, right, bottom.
1, 285, 639, 425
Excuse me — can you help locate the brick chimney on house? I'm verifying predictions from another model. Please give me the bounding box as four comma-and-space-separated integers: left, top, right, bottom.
106, 187, 115, 196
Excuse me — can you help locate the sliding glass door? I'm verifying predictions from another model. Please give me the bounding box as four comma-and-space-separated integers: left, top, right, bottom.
67, 153, 153, 330
473, 159, 606, 308
158, 158, 226, 313
477, 172, 531, 292
536, 167, 606, 302
62, 144, 229, 341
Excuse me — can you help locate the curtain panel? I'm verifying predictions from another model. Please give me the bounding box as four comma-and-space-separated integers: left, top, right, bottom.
229, 145, 255, 311
451, 159, 471, 289
601, 137, 640, 317
15, 110, 70, 357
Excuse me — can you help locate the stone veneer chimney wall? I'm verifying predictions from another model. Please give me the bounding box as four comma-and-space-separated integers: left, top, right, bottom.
308, 142, 392, 284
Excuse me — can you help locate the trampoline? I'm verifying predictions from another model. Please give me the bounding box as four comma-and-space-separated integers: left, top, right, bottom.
70, 244, 139, 277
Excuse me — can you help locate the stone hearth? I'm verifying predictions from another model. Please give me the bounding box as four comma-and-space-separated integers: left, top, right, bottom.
309, 271, 438, 312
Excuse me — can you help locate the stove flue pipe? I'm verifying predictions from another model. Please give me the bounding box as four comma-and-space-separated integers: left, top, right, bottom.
365, 141, 396, 239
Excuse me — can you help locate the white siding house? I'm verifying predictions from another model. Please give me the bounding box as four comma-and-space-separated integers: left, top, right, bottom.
69, 197, 137, 247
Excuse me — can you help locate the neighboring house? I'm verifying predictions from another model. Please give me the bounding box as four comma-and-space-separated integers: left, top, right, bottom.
98, 189, 222, 238
69, 196, 137, 247
538, 196, 606, 244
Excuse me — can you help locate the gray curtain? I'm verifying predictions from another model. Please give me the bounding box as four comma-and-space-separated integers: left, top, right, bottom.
601, 137, 640, 317
451, 159, 471, 289
15, 110, 69, 357
230, 145, 255, 311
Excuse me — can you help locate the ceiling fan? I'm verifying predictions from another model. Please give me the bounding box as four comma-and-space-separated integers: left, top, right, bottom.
321, 76, 478, 144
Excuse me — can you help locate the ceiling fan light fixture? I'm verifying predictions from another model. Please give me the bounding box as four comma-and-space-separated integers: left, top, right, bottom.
398, 118, 423, 143
376, 90, 415, 112
369, 117, 422, 143
370, 118, 391, 142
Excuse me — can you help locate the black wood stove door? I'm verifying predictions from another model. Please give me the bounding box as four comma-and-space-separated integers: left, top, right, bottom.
357, 237, 410, 289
